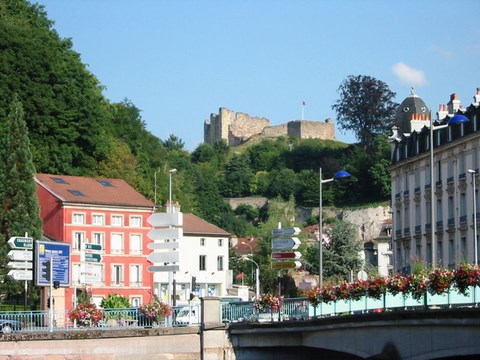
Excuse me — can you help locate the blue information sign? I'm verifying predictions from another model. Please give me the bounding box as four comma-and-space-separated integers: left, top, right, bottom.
35, 240, 71, 287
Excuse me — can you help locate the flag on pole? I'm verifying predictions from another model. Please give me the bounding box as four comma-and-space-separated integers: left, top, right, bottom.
235, 272, 244, 280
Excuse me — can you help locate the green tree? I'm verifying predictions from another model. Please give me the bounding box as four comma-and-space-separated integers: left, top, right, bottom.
0, 97, 43, 303
305, 220, 362, 282
0, 1, 111, 174
332, 75, 398, 151
163, 134, 184, 151
221, 155, 254, 197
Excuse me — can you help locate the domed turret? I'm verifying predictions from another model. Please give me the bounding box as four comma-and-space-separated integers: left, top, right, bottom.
395, 87, 430, 135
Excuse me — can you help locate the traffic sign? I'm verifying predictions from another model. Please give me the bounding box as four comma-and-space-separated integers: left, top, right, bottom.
85, 253, 102, 263
148, 265, 180, 272
8, 250, 33, 261
84, 274, 102, 285
35, 240, 71, 287
147, 242, 179, 250
271, 227, 301, 237
8, 236, 33, 249
271, 251, 302, 260
7, 269, 33, 281
85, 243, 102, 251
271, 261, 302, 270
147, 228, 183, 240
148, 251, 179, 263
271, 237, 301, 250
8, 261, 33, 269
148, 212, 183, 227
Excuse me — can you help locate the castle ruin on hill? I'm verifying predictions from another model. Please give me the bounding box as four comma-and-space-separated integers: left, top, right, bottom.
203, 107, 336, 147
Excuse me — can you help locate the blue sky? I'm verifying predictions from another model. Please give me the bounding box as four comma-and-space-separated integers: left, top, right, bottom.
36, 0, 480, 151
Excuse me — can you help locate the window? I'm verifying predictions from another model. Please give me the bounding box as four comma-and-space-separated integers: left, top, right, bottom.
68, 189, 85, 196
200, 238, 205, 246
217, 256, 224, 271
461, 237, 467, 261
130, 234, 142, 254
92, 214, 104, 226
131, 297, 141, 307
437, 199, 443, 223
52, 177, 68, 184
130, 265, 142, 286
130, 216, 142, 228
92, 232, 104, 248
112, 265, 123, 286
111, 215, 123, 227
448, 196, 454, 221
415, 203, 421, 227
199, 255, 206, 271
73, 263, 81, 284
73, 232, 85, 251
111, 233, 124, 253
98, 180, 114, 187
218, 239, 223, 247
460, 193, 467, 218
449, 238, 455, 267
73, 213, 85, 225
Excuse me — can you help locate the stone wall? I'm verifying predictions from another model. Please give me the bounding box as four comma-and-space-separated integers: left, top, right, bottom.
204, 107, 337, 146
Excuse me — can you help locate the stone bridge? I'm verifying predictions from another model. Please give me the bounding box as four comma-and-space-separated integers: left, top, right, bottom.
228, 308, 480, 360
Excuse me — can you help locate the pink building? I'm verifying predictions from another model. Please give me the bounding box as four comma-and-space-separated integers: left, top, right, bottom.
35, 173, 156, 310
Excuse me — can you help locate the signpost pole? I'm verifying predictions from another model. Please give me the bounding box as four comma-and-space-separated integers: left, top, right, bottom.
49, 258, 53, 333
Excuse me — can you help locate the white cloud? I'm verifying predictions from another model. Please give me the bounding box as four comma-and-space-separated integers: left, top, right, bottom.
392, 62, 427, 87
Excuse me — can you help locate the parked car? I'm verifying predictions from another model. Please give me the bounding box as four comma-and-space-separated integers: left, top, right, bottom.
0, 318, 22, 334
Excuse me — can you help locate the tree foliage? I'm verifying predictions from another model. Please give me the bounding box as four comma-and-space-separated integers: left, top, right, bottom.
0, 97, 43, 303
332, 75, 398, 151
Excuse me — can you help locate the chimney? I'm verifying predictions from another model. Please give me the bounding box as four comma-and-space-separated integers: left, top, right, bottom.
437, 104, 448, 121
447, 93, 462, 113
474, 88, 480, 106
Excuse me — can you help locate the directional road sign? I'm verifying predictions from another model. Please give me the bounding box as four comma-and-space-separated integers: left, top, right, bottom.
148, 228, 183, 240
8, 250, 33, 261
271, 261, 302, 270
271, 227, 301, 237
8, 269, 33, 281
85, 253, 102, 263
148, 212, 183, 227
271, 251, 302, 260
8, 261, 33, 269
148, 251, 179, 263
271, 237, 301, 250
148, 265, 180, 273
147, 242, 179, 250
85, 243, 102, 251
8, 236, 33, 249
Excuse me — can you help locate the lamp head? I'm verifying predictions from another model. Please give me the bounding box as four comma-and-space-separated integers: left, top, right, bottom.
468, 169, 477, 174
169, 168, 177, 174
448, 114, 469, 125
333, 170, 351, 180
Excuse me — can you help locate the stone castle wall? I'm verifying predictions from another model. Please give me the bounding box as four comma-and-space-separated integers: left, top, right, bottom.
204, 107, 336, 146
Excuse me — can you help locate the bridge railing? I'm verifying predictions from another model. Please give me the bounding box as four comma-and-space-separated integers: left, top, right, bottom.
0, 303, 201, 333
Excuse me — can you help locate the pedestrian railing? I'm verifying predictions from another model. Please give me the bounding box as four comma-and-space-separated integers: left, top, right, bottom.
1, 288, 478, 333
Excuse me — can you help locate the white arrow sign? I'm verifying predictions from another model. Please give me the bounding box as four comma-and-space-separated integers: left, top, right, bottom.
271, 227, 301, 237
148, 265, 180, 273
148, 212, 183, 227
8, 269, 33, 281
8, 250, 33, 261
147, 242, 179, 250
8, 261, 33, 269
148, 228, 183, 240
271, 237, 301, 250
148, 251, 179, 263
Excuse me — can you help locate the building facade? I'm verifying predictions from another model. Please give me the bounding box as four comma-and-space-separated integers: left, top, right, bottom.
152, 210, 231, 304
36, 174, 156, 310
390, 88, 480, 273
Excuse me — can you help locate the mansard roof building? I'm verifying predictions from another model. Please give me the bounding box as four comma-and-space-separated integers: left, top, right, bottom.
389, 88, 480, 273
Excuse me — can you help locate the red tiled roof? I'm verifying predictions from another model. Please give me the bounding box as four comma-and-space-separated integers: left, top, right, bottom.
35, 173, 155, 208
182, 213, 230, 237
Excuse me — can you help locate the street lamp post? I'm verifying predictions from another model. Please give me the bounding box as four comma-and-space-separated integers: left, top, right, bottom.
468, 169, 478, 265
168, 169, 177, 213
241, 241, 260, 298
319, 168, 350, 289
429, 114, 469, 267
